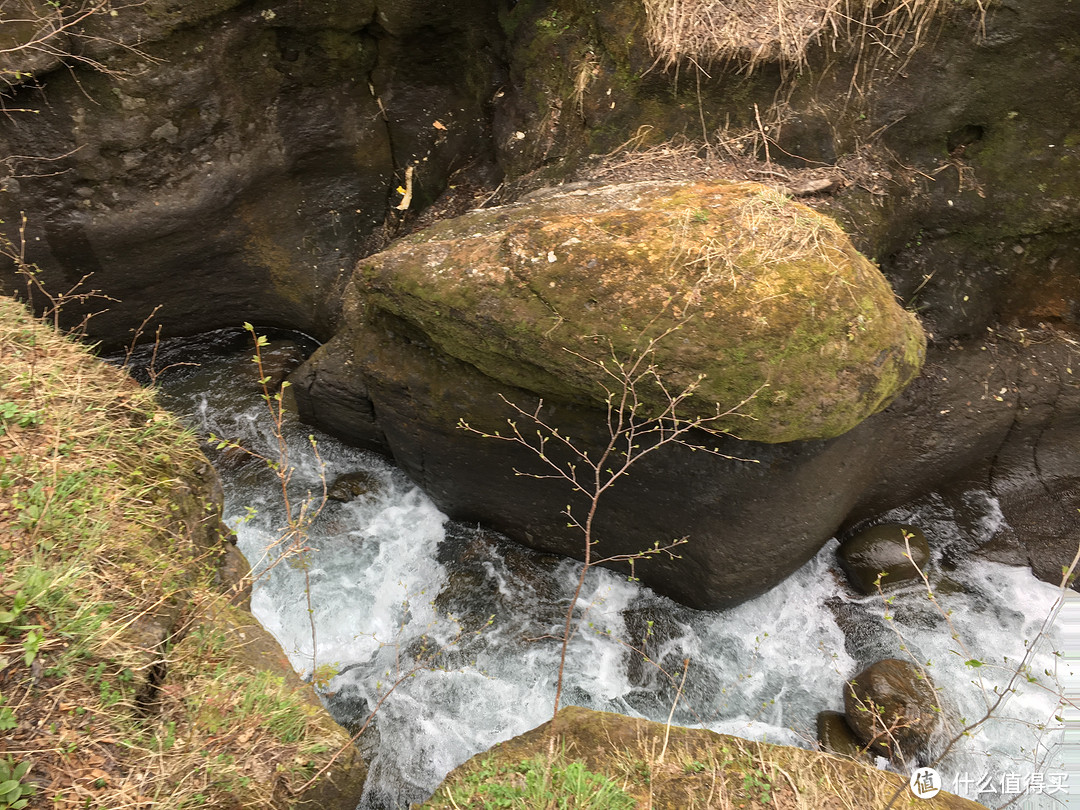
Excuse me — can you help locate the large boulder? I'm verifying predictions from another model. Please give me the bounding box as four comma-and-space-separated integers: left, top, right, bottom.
291, 179, 929, 608
354, 179, 925, 443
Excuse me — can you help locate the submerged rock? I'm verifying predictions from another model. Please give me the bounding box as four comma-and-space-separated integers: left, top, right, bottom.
327, 470, 384, 502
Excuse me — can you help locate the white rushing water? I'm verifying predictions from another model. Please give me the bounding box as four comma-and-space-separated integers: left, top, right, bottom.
154, 336, 1068, 810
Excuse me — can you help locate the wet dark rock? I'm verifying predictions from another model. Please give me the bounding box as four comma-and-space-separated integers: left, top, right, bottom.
319, 677, 373, 740
839, 333, 1080, 595
838, 524, 931, 595
209, 443, 262, 475
816, 710, 871, 763
984, 346, 1080, 588
327, 470, 384, 503
844, 658, 944, 767
0, 0, 66, 79
622, 606, 689, 690
826, 597, 896, 665
434, 525, 565, 638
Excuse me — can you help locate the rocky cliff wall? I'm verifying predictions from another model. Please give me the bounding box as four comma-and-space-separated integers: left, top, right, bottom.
0, 0, 503, 345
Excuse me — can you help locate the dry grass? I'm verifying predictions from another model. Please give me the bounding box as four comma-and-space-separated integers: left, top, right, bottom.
675, 185, 851, 286
642, 0, 960, 72
643, 182, 859, 325
0, 295, 355, 808
581, 124, 895, 191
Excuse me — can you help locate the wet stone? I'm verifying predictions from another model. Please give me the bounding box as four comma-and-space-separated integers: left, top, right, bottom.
838, 523, 930, 595
817, 710, 871, 762
327, 470, 384, 502
843, 658, 943, 767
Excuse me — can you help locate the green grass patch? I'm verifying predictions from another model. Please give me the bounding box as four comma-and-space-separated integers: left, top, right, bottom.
0, 295, 362, 808
439, 751, 635, 809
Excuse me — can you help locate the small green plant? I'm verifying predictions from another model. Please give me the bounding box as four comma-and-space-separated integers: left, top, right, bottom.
0, 695, 16, 731
312, 662, 340, 692
445, 754, 635, 809
20, 628, 43, 666
160, 720, 177, 751
0, 756, 37, 810
536, 10, 566, 33
0, 591, 47, 671
742, 766, 773, 803
0, 592, 28, 627
0, 401, 40, 432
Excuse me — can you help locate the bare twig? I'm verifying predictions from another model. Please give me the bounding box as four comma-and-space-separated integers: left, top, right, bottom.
657, 658, 690, 764
460, 315, 758, 720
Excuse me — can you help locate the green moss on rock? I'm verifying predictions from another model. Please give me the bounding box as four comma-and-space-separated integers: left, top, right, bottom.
353, 180, 925, 443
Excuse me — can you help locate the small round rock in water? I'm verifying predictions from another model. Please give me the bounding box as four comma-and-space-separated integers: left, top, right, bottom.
837, 523, 930, 595
844, 658, 943, 767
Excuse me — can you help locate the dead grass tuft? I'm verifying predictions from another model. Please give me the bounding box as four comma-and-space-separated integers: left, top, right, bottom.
573, 124, 911, 208
642, 0, 964, 72
674, 185, 851, 286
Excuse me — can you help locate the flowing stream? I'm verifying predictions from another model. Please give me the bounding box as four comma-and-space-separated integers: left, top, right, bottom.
136, 331, 1067, 809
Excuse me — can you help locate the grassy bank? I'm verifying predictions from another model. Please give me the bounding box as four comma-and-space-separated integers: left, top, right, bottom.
0, 296, 364, 808
420, 706, 986, 810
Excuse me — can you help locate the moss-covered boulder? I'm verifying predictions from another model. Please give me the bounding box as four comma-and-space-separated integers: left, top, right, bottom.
289, 179, 931, 609
358, 180, 924, 443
